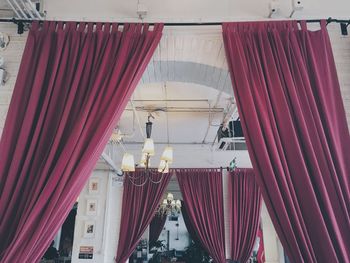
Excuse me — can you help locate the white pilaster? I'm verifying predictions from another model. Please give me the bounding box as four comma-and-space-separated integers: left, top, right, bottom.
261, 203, 285, 263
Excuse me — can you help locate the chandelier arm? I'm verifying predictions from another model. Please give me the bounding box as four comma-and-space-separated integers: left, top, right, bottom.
148, 174, 163, 184
128, 172, 147, 180
127, 174, 149, 187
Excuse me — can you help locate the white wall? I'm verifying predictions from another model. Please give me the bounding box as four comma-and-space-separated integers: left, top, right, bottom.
71, 170, 109, 262
329, 25, 350, 126
103, 172, 125, 262
160, 214, 191, 251
43, 0, 350, 22
261, 204, 285, 263
0, 23, 27, 136
71, 168, 124, 263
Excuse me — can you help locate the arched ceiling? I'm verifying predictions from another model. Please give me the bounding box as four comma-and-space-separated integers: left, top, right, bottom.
140, 61, 232, 94
118, 26, 237, 145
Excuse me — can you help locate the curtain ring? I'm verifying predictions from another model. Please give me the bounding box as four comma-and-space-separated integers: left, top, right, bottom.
300, 20, 307, 30
320, 19, 327, 30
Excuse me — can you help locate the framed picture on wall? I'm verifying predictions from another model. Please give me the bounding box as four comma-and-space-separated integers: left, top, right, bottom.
86, 199, 98, 216
83, 221, 96, 238
88, 178, 99, 194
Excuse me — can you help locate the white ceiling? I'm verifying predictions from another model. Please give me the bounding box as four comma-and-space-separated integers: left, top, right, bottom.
118, 26, 236, 145
0, 1, 13, 17
42, 0, 350, 22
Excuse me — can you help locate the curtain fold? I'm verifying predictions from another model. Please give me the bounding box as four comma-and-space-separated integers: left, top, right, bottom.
176, 169, 226, 263
223, 21, 350, 263
116, 171, 171, 263
229, 168, 262, 263
181, 200, 202, 247
0, 21, 163, 263
149, 214, 167, 248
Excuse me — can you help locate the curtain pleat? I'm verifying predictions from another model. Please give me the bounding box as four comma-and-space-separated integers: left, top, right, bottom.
0, 21, 163, 262
176, 169, 226, 263
116, 171, 171, 263
229, 169, 262, 263
149, 213, 167, 248
223, 20, 350, 262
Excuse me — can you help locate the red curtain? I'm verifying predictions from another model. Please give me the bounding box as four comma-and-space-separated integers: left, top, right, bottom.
176, 169, 226, 263
223, 21, 350, 262
229, 168, 262, 263
116, 171, 171, 263
181, 200, 202, 246
149, 213, 167, 248
0, 21, 163, 262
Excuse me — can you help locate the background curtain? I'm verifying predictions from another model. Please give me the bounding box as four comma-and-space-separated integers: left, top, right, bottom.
229, 168, 262, 263
0, 21, 163, 262
223, 21, 350, 263
149, 214, 167, 248
176, 169, 226, 263
181, 200, 201, 246
116, 171, 171, 263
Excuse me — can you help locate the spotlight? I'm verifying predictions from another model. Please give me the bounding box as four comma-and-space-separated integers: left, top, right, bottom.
289, 0, 304, 18
340, 23, 348, 36
268, 0, 280, 18
17, 21, 24, 35
137, 3, 148, 20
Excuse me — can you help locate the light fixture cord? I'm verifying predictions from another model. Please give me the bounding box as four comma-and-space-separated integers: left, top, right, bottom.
164, 82, 170, 146
118, 141, 127, 153
130, 99, 146, 139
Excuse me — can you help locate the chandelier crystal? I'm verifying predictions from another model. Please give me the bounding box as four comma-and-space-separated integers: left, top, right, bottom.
158, 193, 181, 215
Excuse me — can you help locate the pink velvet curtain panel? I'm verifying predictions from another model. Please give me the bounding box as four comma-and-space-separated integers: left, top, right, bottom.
223, 21, 350, 262
176, 169, 226, 263
0, 21, 163, 262
116, 171, 171, 263
229, 169, 262, 263
180, 200, 202, 247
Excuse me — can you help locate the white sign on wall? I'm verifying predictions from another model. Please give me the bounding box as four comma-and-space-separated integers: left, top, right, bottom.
112, 175, 124, 187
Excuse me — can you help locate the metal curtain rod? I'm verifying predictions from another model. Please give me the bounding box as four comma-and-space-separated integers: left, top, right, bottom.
1, 17, 349, 35
0, 17, 349, 26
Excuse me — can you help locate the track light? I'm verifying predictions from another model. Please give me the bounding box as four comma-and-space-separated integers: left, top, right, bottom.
340, 23, 348, 36
268, 0, 280, 18
289, 0, 304, 18
17, 21, 24, 35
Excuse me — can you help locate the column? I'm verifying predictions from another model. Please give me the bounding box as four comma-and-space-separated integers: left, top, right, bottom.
261, 203, 285, 263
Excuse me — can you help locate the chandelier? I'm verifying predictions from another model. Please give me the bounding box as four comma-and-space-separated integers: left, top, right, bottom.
158, 193, 181, 216
120, 113, 173, 185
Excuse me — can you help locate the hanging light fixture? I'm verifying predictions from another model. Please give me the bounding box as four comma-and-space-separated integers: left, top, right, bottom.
121, 110, 174, 186
157, 192, 181, 216
121, 153, 135, 172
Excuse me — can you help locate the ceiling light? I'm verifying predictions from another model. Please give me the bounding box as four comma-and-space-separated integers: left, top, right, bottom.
157, 192, 181, 216
142, 138, 155, 156
121, 113, 173, 186
161, 146, 173, 163
121, 153, 135, 172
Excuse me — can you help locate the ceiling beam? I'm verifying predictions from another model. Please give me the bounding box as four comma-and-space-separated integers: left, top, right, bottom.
101, 152, 119, 172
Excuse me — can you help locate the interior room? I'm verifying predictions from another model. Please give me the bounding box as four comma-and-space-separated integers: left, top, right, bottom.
0, 1, 349, 263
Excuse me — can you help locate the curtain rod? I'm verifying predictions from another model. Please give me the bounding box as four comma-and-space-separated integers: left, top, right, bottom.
0, 17, 349, 26
1, 17, 349, 35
